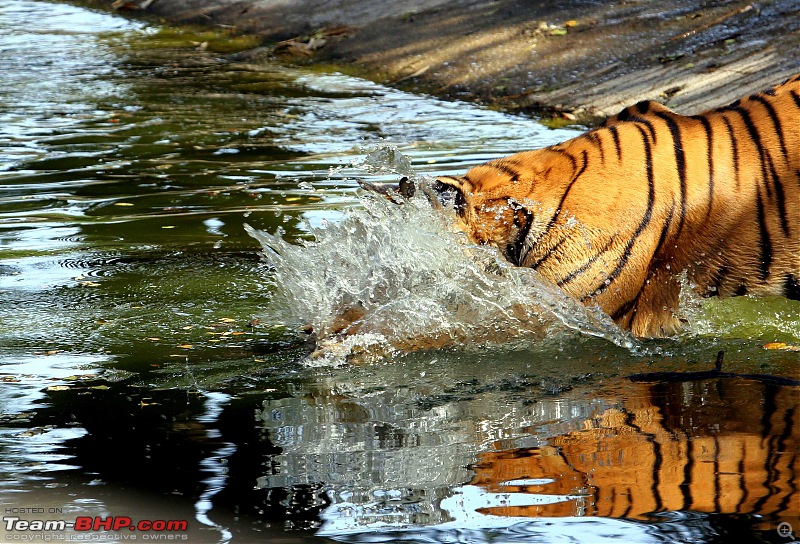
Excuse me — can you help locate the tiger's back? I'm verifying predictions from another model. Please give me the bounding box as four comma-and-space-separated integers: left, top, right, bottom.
435, 74, 800, 337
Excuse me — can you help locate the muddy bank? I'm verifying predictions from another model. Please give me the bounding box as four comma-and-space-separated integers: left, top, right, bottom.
93, 0, 797, 122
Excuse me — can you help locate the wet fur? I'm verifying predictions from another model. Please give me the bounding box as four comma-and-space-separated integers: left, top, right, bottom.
433, 74, 800, 337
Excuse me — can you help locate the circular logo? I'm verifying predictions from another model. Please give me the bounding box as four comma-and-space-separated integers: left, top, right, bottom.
777, 522, 795, 541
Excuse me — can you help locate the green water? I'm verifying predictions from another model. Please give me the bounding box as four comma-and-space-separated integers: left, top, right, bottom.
0, 2, 798, 543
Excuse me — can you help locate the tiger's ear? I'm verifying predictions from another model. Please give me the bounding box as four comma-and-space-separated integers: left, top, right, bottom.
398, 176, 416, 198
429, 176, 468, 215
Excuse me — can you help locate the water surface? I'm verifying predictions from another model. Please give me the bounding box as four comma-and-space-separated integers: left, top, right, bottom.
0, 2, 798, 543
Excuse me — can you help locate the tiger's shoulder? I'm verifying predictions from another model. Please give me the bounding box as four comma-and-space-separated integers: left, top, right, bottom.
599, 100, 677, 128
599, 72, 800, 128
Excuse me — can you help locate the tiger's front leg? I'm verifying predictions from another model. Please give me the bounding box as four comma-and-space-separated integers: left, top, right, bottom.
617, 267, 683, 338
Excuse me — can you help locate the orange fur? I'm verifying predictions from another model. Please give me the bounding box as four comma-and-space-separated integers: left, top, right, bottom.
435, 75, 800, 337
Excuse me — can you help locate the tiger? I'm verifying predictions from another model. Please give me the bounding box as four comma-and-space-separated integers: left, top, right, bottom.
471, 378, 799, 521
406, 74, 800, 337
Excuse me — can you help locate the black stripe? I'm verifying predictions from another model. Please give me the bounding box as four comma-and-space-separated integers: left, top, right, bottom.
735, 283, 749, 296
729, 106, 772, 197
608, 125, 622, 161
755, 187, 772, 282
651, 197, 676, 265
585, 131, 605, 165
752, 385, 778, 514
785, 275, 800, 300
615, 107, 633, 122
597, 486, 608, 516
610, 196, 677, 320
611, 106, 658, 140
636, 100, 652, 114
502, 156, 525, 166
774, 405, 797, 514
491, 161, 523, 182
681, 439, 694, 511
654, 111, 688, 236
766, 154, 791, 236
561, 149, 587, 195
609, 291, 638, 321
651, 441, 664, 513
505, 205, 534, 266
528, 234, 567, 270
717, 98, 741, 112
736, 442, 748, 513
695, 115, 715, 221
749, 94, 790, 164
433, 178, 468, 215
622, 405, 668, 514
620, 489, 633, 518
762, 154, 774, 200
555, 237, 615, 288
532, 208, 565, 254
548, 147, 578, 171
629, 115, 658, 143
528, 150, 588, 250
708, 265, 729, 296
791, 90, 800, 109
589, 125, 655, 298
721, 115, 741, 190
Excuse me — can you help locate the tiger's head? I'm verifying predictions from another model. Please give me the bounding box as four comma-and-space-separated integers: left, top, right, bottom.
367, 149, 577, 267
429, 173, 535, 266
359, 150, 579, 266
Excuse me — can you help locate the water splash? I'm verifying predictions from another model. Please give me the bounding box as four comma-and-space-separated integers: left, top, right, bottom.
356, 145, 416, 178
246, 147, 637, 361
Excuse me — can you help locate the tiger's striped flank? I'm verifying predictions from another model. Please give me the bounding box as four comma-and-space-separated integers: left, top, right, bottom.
434, 74, 800, 337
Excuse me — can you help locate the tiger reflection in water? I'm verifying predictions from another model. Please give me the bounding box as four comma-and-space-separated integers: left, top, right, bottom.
470, 378, 799, 526
356, 74, 799, 343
